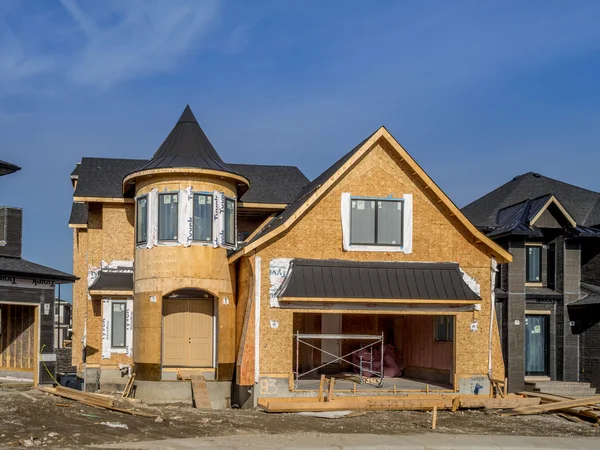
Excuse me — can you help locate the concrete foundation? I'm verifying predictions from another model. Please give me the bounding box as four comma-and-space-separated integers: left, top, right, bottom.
134, 380, 232, 409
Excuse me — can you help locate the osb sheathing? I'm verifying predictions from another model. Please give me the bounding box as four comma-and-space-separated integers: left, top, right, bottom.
71, 203, 135, 371
235, 255, 256, 385
243, 139, 505, 385
133, 174, 237, 378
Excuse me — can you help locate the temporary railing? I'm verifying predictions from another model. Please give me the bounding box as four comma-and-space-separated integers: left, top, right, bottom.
294, 332, 384, 388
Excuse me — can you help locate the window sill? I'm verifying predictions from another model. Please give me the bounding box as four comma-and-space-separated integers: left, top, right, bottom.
110, 348, 128, 354
344, 244, 407, 253
525, 282, 543, 287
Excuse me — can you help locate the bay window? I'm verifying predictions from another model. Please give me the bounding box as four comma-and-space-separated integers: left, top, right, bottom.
193, 193, 213, 242
158, 193, 178, 241
136, 196, 147, 244
224, 197, 236, 246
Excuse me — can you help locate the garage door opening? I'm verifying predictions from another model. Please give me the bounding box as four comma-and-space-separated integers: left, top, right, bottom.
292, 313, 455, 392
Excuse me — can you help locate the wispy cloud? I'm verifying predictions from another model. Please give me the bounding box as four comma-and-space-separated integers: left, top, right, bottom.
0, 0, 223, 92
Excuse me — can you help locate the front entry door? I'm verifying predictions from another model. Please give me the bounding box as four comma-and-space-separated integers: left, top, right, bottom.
525, 315, 549, 376
163, 299, 214, 367
321, 313, 341, 364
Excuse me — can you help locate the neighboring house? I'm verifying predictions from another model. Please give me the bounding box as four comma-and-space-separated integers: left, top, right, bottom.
0, 161, 76, 384
462, 172, 600, 392
69, 105, 511, 404
54, 299, 72, 348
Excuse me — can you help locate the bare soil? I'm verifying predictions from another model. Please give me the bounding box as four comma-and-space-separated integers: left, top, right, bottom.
1, 386, 598, 449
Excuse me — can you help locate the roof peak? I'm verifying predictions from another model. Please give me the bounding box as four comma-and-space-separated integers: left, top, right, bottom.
177, 105, 197, 124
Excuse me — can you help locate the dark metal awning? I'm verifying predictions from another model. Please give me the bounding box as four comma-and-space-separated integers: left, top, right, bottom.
276, 259, 481, 303
89, 269, 133, 295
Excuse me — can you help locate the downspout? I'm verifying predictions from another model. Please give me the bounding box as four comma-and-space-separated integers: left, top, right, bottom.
488, 258, 498, 382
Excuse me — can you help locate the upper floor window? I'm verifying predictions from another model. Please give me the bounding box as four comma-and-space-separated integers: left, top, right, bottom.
350, 198, 403, 246
136, 196, 147, 244
193, 193, 213, 242
158, 193, 178, 241
526, 244, 542, 283
224, 197, 236, 246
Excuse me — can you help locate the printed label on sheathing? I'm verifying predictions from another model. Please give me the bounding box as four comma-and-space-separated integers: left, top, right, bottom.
125, 299, 134, 357
101, 300, 111, 359
269, 258, 292, 308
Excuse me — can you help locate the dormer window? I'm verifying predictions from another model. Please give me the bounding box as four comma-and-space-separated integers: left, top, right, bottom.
136, 196, 147, 245
158, 193, 178, 241
224, 197, 236, 246
193, 193, 213, 242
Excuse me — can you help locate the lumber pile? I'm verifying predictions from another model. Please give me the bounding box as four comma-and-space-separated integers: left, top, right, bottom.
37, 386, 156, 418
499, 392, 600, 425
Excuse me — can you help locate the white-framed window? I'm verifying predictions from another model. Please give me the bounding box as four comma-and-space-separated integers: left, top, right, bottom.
102, 298, 133, 358
111, 301, 127, 349
158, 192, 178, 241
224, 197, 236, 246
434, 316, 454, 342
193, 193, 213, 242
341, 193, 413, 253
136, 195, 148, 245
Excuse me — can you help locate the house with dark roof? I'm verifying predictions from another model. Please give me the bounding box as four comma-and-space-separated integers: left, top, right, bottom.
69, 105, 511, 405
462, 172, 600, 394
1, 161, 76, 384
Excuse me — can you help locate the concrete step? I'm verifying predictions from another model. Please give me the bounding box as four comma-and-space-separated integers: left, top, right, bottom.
525, 380, 598, 398
526, 381, 592, 388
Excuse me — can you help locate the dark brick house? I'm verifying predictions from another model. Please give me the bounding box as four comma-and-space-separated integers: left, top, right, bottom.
0, 159, 76, 384
462, 172, 600, 393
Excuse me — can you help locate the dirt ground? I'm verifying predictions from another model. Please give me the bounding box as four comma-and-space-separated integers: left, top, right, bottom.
1, 385, 599, 449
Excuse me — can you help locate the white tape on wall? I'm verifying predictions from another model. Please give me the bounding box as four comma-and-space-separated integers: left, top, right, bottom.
101, 299, 111, 359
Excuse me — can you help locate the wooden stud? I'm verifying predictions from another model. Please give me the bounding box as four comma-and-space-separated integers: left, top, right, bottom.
504, 378, 508, 397
426, 384, 429, 394
317, 375, 326, 402
328, 377, 335, 402
451, 397, 459, 412
431, 406, 438, 429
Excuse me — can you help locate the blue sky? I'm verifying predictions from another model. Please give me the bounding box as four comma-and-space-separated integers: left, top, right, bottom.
1, 0, 600, 300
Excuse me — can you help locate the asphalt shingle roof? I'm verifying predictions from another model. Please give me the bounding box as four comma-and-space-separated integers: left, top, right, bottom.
68, 202, 89, 225
72, 157, 308, 204
0, 159, 21, 176
462, 172, 600, 228
0, 257, 76, 282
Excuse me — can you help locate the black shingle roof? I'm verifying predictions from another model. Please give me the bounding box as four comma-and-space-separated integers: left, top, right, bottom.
89, 270, 133, 292
69, 202, 89, 225
277, 259, 481, 301
0, 257, 76, 282
0, 159, 21, 176
127, 106, 244, 182
72, 157, 308, 204
462, 172, 600, 228
74, 157, 147, 198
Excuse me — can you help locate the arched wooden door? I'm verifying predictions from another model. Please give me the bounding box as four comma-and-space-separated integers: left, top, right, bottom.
163, 290, 214, 367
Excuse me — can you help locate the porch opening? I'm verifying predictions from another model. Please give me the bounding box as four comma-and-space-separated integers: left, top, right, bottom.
0, 304, 36, 376
292, 312, 454, 392
162, 289, 215, 368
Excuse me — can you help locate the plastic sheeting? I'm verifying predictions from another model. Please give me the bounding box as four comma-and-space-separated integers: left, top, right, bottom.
269, 258, 292, 308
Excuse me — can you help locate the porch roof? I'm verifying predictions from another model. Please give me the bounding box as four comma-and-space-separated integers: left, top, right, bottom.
89, 269, 133, 295
276, 259, 481, 302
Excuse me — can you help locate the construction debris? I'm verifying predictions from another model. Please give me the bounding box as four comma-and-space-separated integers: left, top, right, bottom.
37, 386, 156, 418
499, 395, 600, 417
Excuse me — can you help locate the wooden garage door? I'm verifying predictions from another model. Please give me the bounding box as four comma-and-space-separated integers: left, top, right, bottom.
163, 299, 213, 367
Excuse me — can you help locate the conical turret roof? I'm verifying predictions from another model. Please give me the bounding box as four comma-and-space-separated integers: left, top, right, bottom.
129, 105, 245, 179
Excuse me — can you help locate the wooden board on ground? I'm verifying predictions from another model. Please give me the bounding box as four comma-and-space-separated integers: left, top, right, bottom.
259, 397, 455, 413
519, 391, 600, 422
460, 397, 540, 409
499, 396, 600, 416
190, 375, 212, 409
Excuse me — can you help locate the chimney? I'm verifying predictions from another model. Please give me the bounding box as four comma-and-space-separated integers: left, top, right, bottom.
0, 207, 23, 258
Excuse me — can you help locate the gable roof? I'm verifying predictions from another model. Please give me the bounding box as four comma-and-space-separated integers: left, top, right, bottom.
462, 172, 600, 229
72, 157, 308, 205
230, 126, 512, 264
487, 194, 578, 238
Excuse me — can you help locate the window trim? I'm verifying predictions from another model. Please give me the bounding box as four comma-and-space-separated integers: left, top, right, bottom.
136, 195, 148, 245
525, 243, 542, 284
110, 300, 127, 349
158, 192, 179, 242
224, 196, 236, 246
434, 316, 454, 342
192, 193, 213, 243
349, 196, 404, 247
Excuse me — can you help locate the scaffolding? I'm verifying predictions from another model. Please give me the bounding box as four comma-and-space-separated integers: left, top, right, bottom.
294, 332, 385, 389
